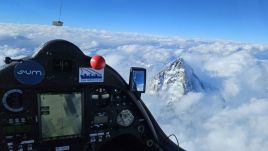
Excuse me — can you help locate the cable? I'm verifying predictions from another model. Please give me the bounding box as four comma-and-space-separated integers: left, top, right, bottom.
167, 134, 180, 151
58, 0, 63, 21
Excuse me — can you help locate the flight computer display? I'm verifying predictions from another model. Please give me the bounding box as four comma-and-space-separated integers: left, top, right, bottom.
38, 93, 82, 141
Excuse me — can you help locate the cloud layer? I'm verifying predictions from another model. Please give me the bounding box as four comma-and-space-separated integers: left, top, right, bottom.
1, 23, 268, 151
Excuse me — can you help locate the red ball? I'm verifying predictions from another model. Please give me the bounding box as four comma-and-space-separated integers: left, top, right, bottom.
90, 55, 106, 70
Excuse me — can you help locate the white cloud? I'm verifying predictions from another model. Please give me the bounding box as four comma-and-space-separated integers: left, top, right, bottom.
104, 53, 124, 68
202, 98, 268, 151
203, 51, 253, 77
173, 92, 203, 112
222, 78, 240, 97
1, 23, 268, 151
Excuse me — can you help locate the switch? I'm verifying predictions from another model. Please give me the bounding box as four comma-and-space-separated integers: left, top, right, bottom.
21, 118, 26, 123
28, 144, 33, 151
105, 132, 110, 138
90, 137, 96, 143
18, 144, 23, 151
98, 135, 103, 142
8, 145, 13, 150
15, 118, 20, 123
89, 134, 97, 143
8, 119, 14, 124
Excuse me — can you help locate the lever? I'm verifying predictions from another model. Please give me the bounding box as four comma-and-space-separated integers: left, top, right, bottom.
4, 57, 23, 64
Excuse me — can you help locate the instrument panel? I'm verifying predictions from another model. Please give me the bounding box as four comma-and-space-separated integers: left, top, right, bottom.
0, 86, 152, 151
0, 39, 184, 151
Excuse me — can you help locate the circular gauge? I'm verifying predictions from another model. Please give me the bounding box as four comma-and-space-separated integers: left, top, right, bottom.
116, 109, 134, 127
2, 89, 24, 112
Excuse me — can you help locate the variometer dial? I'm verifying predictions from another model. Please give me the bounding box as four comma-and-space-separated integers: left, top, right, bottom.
116, 109, 134, 127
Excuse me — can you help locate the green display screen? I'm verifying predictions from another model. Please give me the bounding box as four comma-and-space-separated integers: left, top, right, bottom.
39, 93, 82, 141
4, 124, 32, 135
94, 116, 108, 124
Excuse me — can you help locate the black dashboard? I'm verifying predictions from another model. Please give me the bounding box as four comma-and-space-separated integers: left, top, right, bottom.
0, 40, 185, 151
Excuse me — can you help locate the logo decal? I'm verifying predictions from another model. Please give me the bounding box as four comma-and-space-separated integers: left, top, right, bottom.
14, 60, 45, 85
79, 68, 104, 83
55, 146, 70, 151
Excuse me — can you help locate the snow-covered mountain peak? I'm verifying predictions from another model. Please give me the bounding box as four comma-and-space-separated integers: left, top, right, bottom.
149, 58, 206, 102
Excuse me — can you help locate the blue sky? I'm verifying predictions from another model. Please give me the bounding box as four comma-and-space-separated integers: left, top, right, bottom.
0, 0, 268, 44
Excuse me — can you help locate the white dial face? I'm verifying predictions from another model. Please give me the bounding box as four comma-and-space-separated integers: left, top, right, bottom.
116, 109, 134, 127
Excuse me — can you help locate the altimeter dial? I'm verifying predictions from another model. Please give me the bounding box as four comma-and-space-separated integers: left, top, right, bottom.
116, 109, 134, 127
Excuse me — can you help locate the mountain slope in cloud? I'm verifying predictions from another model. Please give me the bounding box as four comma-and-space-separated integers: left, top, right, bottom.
1, 23, 268, 151
149, 58, 208, 103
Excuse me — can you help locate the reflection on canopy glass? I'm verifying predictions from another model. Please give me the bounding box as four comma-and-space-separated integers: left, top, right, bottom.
132, 70, 145, 92
39, 93, 82, 140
